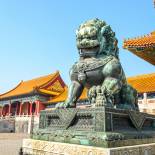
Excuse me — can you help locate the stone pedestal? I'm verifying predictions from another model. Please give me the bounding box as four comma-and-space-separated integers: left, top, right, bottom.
23, 139, 155, 155
33, 107, 155, 148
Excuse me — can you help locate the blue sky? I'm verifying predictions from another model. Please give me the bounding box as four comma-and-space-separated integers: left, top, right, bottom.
0, 0, 155, 93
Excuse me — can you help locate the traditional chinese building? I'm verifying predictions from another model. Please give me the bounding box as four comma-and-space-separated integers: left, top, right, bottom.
46, 87, 88, 109
1, 29, 155, 131
45, 73, 155, 115
0, 71, 87, 117
1, 30, 155, 116
0, 71, 66, 117
123, 31, 155, 114
127, 73, 155, 114
1, 70, 155, 133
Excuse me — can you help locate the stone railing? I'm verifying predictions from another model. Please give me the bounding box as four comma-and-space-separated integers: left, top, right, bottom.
0, 114, 39, 120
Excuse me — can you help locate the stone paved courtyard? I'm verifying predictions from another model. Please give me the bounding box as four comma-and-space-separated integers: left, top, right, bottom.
0, 133, 29, 155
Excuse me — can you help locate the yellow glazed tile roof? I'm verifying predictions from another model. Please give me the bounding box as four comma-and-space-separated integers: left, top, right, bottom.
0, 71, 59, 99
49, 72, 155, 103
127, 72, 155, 93
123, 31, 155, 65
48, 87, 87, 103
123, 31, 155, 49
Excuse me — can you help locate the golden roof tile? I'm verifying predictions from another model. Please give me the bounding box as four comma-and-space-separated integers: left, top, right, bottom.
0, 71, 60, 99
47, 87, 87, 104
123, 32, 155, 49
127, 72, 155, 93
49, 72, 155, 104
123, 31, 155, 65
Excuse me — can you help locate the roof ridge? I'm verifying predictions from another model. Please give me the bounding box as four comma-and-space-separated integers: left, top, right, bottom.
0, 81, 23, 97
47, 86, 68, 103
37, 71, 60, 88
0, 71, 60, 99
123, 31, 155, 47
22, 71, 58, 83
127, 72, 155, 80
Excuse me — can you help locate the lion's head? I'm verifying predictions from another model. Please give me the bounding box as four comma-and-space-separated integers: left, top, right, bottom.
76, 18, 119, 58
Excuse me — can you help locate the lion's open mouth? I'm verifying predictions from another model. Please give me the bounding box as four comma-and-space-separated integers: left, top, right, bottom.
80, 45, 99, 50
78, 45, 100, 57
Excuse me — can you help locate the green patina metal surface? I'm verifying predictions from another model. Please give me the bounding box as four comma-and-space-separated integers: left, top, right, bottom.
33, 19, 155, 148
56, 18, 138, 110
33, 107, 155, 148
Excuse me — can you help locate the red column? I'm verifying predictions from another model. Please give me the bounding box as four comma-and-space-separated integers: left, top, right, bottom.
30, 102, 32, 115
19, 102, 22, 116
35, 102, 37, 115
34, 100, 43, 115
37, 100, 45, 114
16, 103, 19, 115
26, 102, 29, 115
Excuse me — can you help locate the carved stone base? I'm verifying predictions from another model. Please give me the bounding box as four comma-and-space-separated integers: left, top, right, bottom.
23, 139, 155, 155
33, 107, 155, 148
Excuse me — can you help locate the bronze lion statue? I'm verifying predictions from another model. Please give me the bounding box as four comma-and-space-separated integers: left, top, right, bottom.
57, 18, 139, 111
